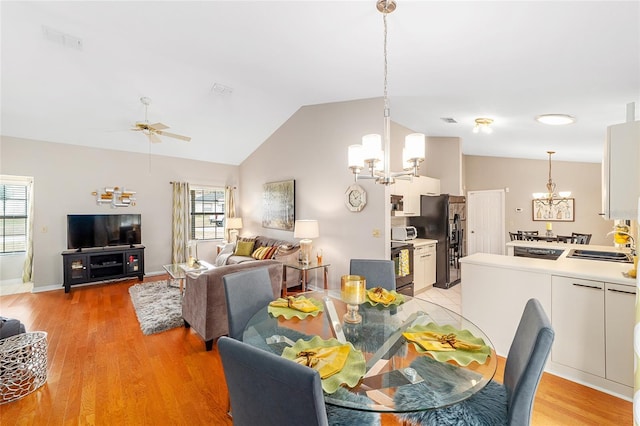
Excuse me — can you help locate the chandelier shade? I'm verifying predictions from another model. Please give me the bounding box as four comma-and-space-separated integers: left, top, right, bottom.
347, 0, 425, 185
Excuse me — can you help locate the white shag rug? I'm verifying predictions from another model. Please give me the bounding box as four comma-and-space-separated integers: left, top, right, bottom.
128, 280, 184, 335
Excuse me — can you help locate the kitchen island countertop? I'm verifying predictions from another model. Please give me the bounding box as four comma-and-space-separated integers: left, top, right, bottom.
462, 243, 635, 286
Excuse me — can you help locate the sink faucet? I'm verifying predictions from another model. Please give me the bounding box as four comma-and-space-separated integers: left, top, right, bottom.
606, 230, 636, 255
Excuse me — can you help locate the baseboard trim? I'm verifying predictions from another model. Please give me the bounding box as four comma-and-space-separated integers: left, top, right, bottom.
30, 270, 166, 293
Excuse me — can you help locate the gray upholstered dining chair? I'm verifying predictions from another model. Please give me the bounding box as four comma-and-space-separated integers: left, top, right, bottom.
397, 298, 554, 426
350, 259, 396, 291
218, 336, 380, 426
223, 267, 275, 341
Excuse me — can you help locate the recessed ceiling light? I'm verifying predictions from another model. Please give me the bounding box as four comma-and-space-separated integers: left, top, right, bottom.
535, 114, 576, 125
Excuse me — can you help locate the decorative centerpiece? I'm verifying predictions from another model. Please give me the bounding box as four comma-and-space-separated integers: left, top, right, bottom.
341, 275, 366, 324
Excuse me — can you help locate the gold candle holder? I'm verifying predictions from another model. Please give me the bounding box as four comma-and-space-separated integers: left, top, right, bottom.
341, 275, 366, 324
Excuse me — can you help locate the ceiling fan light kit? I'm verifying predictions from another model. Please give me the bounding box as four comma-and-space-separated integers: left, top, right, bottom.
132, 97, 191, 143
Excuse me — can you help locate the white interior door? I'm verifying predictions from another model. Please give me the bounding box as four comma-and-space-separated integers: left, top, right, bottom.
467, 190, 505, 255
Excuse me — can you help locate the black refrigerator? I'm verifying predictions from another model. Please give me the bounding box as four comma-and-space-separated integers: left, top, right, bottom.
408, 194, 463, 289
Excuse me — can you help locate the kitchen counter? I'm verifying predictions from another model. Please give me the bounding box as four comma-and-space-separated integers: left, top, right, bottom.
392, 238, 438, 247
499, 241, 635, 286
460, 244, 636, 400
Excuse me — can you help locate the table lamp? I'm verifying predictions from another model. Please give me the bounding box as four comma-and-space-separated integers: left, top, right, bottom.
294, 220, 319, 265
227, 217, 243, 243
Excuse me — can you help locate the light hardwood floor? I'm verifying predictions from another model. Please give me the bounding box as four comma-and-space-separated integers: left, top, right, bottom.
0, 276, 632, 425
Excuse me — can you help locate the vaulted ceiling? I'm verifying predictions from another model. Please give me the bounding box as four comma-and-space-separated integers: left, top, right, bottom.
2, 1, 638, 165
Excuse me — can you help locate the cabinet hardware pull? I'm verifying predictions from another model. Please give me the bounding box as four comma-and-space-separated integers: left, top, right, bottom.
572, 283, 603, 290
607, 288, 636, 295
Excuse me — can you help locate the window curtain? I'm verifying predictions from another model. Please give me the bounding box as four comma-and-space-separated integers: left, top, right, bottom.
171, 182, 190, 264
224, 186, 236, 242
21, 178, 34, 283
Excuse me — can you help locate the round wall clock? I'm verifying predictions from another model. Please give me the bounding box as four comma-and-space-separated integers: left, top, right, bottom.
345, 184, 367, 212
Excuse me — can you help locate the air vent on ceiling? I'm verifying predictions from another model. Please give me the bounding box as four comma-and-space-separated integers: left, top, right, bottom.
440, 117, 458, 124
42, 26, 83, 50
211, 83, 234, 95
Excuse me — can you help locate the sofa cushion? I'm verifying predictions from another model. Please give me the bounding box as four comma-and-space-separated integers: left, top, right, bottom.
252, 246, 277, 260
234, 240, 255, 257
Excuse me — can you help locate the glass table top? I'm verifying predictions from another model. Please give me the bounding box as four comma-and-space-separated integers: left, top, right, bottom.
243, 290, 497, 413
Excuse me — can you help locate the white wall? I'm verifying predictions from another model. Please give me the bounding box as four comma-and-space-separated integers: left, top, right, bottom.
465, 155, 613, 245
238, 99, 394, 286
0, 136, 238, 291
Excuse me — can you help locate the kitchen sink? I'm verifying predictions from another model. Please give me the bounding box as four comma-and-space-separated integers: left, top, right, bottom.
566, 249, 633, 263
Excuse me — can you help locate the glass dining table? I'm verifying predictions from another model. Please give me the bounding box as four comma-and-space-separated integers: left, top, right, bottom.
242, 289, 497, 413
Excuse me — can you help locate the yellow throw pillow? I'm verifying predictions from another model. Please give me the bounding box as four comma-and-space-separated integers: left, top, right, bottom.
235, 240, 255, 257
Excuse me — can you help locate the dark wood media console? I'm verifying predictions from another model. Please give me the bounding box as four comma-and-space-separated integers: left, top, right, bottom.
62, 245, 145, 293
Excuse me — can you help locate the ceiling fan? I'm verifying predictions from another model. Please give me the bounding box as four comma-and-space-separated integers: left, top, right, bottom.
132, 97, 191, 143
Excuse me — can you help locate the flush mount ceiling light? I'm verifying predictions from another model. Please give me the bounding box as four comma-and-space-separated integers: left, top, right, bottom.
535, 114, 576, 125
347, 0, 425, 185
472, 118, 494, 134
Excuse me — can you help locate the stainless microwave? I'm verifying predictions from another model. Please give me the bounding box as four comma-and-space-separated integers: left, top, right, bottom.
391, 226, 417, 241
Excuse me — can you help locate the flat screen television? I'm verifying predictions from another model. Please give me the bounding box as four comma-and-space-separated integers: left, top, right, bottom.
67, 214, 141, 250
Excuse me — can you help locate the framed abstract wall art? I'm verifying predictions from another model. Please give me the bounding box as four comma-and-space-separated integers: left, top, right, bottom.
262, 180, 295, 231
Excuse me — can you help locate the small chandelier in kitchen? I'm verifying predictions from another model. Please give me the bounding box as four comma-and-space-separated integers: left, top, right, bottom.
532, 151, 571, 207
347, 0, 425, 185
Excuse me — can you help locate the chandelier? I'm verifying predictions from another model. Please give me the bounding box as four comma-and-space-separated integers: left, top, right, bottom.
532, 151, 571, 207
347, 0, 425, 185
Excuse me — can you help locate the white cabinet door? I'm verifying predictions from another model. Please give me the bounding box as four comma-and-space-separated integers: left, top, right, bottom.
551, 276, 605, 377
423, 243, 436, 287
605, 282, 636, 386
420, 176, 441, 195
602, 120, 640, 219
413, 245, 426, 292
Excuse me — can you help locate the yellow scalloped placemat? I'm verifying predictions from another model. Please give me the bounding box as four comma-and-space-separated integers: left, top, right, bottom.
365, 290, 405, 307
267, 296, 324, 320
281, 336, 365, 394
404, 323, 491, 366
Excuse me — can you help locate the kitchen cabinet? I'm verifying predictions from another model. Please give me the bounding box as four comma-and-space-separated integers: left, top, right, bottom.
413, 245, 426, 291
391, 176, 441, 216
551, 276, 605, 377
605, 282, 635, 387
602, 120, 640, 220
461, 253, 635, 398
412, 242, 436, 293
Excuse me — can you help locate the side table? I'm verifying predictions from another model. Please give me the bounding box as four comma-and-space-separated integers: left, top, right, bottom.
162, 260, 215, 293
282, 261, 330, 296
0, 331, 48, 404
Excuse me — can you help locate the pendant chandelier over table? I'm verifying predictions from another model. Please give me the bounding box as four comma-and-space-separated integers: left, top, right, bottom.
532, 151, 571, 207
347, 0, 425, 185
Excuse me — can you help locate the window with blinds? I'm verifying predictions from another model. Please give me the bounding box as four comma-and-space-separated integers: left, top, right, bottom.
190, 187, 225, 240
1, 183, 29, 253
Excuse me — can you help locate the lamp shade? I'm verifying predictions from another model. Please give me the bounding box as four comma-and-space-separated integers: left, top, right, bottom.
293, 220, 319, 239
348, 144, 364, 168
404, 133, 425, 160
362, 134, 382, 161
226, 217, 243, 229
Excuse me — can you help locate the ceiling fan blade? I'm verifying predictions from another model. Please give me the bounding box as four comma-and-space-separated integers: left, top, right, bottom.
148, 122, 169, 131
156, 130, 191, 142
148, 133, 162, 143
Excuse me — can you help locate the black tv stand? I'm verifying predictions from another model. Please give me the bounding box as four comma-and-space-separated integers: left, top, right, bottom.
62, 245, 145, 293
